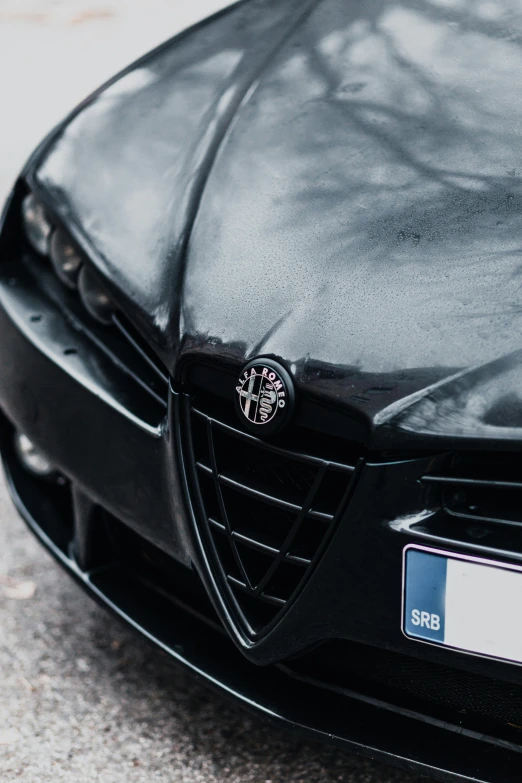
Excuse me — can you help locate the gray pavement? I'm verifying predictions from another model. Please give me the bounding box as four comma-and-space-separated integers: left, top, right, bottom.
0, 3, 428, 781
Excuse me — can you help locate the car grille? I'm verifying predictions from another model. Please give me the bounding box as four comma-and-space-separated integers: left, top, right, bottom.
111, 311, 169, 408
283, 638, 522, 736
423, 452, 522, 527
418, 451, 522, 555
181, 363, 364, 637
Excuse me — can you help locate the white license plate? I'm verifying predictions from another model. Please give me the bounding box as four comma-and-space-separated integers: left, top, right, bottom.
403, 544, 522, 665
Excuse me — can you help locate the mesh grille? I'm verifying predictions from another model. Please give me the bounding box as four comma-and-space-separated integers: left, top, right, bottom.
181, 365, 363, 636
284, 638, 522, 736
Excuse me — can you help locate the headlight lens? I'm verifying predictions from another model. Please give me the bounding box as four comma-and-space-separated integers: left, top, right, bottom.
14, 432, 57, 479
78, 265, 114, 325
21, 193, 52, 255
22, 191, 116, 326
50, 228, 83, 289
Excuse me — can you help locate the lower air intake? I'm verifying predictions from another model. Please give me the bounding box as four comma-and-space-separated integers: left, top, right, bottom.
181, 364, 363, 637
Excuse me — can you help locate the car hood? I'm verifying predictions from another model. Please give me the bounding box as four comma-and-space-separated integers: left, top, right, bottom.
32, 0, 522, 447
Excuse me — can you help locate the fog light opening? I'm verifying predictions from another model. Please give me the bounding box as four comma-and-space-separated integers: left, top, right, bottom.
50, 228, 83, 289
78, 265, 114, 326
14, 432, 58, 480
21, 193, 52, 256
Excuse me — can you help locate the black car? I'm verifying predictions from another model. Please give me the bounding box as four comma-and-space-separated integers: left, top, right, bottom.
2, 1, 522, 780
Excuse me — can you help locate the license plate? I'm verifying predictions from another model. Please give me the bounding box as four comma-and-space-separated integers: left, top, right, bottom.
403, 544, 522, 665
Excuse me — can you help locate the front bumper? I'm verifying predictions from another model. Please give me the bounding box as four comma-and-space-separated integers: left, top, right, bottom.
4, 429, 522, 783
2, 219, 522, 783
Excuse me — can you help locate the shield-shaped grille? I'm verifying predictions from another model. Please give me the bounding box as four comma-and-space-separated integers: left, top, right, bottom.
181, 365, 363, 638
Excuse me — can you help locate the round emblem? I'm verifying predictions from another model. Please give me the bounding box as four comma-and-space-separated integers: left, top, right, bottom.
235, 358, 294, 435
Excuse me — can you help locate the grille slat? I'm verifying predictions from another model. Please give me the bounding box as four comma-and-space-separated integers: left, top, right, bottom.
252, 463, 328, 598
421, 453, 522, 546
192, 407, 355, 472
197, 460, 335, 520
206, 417, 254, 592
182, 365, 363, 636
227, 576, 286, 607
444, 508, 522, 527
209, 517, 312, 565
423, 475, 522, 491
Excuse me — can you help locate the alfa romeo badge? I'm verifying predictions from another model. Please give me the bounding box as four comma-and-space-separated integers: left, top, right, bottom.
235, 358, 295, 435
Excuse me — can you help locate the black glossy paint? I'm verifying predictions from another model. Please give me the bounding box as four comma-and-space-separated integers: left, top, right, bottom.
3, 0, 522, 780
31, 0, 522, 451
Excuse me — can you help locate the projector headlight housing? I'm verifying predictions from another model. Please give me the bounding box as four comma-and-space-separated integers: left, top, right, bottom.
20, 191, 115, 326
49, 227, 83, 290
21, 193, 52, 256
78, 265, 114, 326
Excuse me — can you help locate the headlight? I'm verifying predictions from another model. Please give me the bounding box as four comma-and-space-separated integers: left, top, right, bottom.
50, 228, 83, 289
14, 432, 57, 479
21, 193, 52, 255
22, 190, 116, 326
78, 265, 114, 325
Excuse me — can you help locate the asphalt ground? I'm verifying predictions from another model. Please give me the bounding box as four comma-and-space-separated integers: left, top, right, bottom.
0, 2, 430, 781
